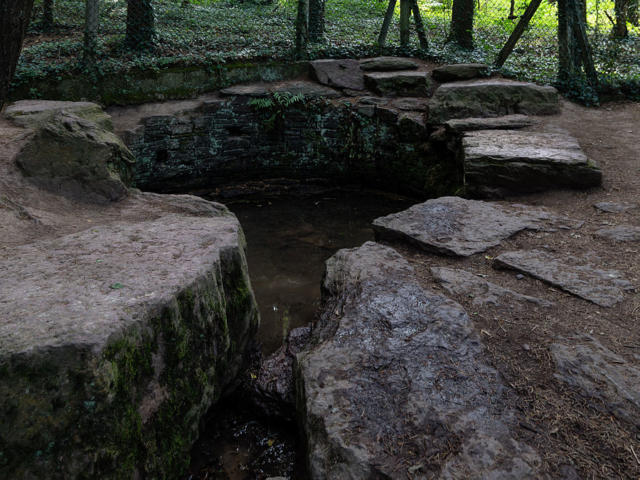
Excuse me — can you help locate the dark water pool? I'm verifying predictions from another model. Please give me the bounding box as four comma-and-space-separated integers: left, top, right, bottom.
186, 187, 415, 479
224, 188, 415, 355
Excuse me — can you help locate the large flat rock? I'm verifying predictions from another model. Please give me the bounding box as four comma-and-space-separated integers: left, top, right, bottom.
0, 203, 259, 479
310, 59, 365, 91
373, 196, 581, 257
552, 336, 640, 426
0, 103, 260, 479
296, 242, 543, 479
429, 79, 559, 123
463, 130, 602, 196
431, 267, 552, 307
494, 250, 634, 307
364, 71, 430, 97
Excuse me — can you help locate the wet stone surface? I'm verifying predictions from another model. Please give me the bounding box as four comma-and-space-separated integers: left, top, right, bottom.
372, 196, 581, 257
296, 242, 544, 479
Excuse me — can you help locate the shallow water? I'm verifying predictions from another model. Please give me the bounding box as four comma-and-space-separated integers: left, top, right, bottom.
224, 188, 415, 355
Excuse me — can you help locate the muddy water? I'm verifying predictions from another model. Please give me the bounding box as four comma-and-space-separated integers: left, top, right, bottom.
186, 187, 415, 479
224, 188, 415, 355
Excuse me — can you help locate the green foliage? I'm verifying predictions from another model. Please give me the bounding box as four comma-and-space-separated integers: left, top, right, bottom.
14, 0, 640, 102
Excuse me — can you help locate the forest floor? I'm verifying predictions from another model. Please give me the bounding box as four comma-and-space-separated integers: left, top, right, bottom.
392, 100, 640, 478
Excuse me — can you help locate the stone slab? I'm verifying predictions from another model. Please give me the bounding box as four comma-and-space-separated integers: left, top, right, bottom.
593, 201, 638, 213
444, 114, 537, 132
432, 63, 489, 82
429, 79, 559, 123
494, 250, 634, 307
221, 81, 340, 99
595, 225, 640, 242
373, 196, 581, 257
296, 242, 543, 479
463, 130, 602, 196
359, 56, 419, 71
310, 59, 365, 91
552, 336, 640, 425
431, 267, 552, 307
364, 71, 430, 97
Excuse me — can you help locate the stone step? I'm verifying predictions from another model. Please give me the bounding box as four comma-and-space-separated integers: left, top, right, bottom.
444, 114, 537, 132
359, 56, 419, 71
432, 63, 489, 82
429, 79, 559, 122
463, 130, 602, 197
363, 70, 430, 97
310, 58, 365, 91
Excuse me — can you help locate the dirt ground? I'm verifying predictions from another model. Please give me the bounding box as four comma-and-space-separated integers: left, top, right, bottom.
388, 100, 640, 479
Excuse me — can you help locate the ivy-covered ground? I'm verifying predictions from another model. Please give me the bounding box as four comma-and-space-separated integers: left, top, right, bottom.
15, 0, 640, 100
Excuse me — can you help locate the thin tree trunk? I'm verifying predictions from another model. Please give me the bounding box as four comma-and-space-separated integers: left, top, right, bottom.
400, 0, 411, 47
571, 0, 598, 88
43, 0, 54, 31
295, 0, 309, 55
629, 0, 639, 25
84, 0, 99, 63
495, 0, 543, 67
449, 0, 475, 49
1, 0, 36, 110
411, 0, 429, 49
613, 0, 629, 37
125, 0, 156, 50
309, 0, 324, 42
377, 0, 397, 47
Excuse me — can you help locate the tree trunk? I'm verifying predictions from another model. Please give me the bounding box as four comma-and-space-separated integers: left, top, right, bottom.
400, 0, 411, 47
613, 0, 629, 37
125, 0, 157, 50
43, 0, 54, 31
295, 0, 309, 56
309, 0, 324, 43
495, 0, 543, 67
1, 0, 35, 111
629, 0, 639, 25
449, 0, 475, 49
83, 0, 99, 63
377, 0, 397, 47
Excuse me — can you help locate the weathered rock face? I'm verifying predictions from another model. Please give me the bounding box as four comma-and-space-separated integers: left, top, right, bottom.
494, 250, 634, 307
296, 242, 543, 479
310, 59, 365, 91
373, 196, 581, 256
429, 79, 559, 123
0, 201, 259, 480
431, 266, 552, 307
117, 94, 458, 197
552, 336, 640, 426
463, 130, 602, 196
6, 100, 135, 203
359, 56, 419, 71
432, 63, 489, 82
364, 71, 431, 97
